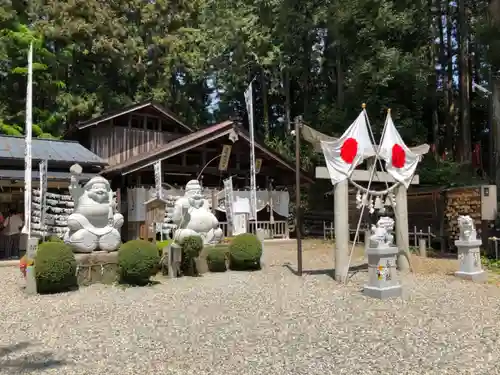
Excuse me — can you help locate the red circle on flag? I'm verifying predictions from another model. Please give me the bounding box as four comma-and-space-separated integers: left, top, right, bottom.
340, 138, 358, 164
392, 144, 406, 168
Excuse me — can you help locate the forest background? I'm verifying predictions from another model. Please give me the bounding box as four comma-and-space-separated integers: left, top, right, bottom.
2, 0, 500, 186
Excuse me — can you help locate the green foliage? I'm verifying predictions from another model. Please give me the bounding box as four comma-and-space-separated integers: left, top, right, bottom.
0, 0, 493, 185
118, 240, 160, 286
228, 233, 262, 271
35, 242, 77, 294
419, 158, 488, 186
41, 235, 64, 244
206, 246, 229, 272
156, 239, 173, 257
180, 236, 204, 276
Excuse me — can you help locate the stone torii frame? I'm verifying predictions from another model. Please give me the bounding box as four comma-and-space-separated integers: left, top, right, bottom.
315, 161, 420, 280
301, 106, 429, 282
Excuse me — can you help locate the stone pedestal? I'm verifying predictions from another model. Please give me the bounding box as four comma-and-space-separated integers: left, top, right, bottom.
168, 243, 182, 278
25, 265, 37, 295
334, 180, 349, 282
75, 251, 119, 286
455, 239, 487, 282
25, 238, 39, 295
257, 228, 265, 266
364, 246, 402, 299
395, 186, 410, 272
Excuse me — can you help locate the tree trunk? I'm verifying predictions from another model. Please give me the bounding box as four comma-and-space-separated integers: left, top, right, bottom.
438, 0, 449, 156
261, 68, 269, 140
445, 1, 456, 157
336, 48, 344, 108
489, 0, 500, 183
458, 0, 472, 163
283, 67, 291, 133
428, 0, 439, 153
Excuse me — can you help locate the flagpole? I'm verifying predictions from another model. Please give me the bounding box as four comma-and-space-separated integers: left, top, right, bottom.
294, 116, 303, 276
244, 79, 258, 232
21, 42, 33, 240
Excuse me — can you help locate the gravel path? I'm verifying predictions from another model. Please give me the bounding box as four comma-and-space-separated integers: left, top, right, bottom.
1, 247, 500, 375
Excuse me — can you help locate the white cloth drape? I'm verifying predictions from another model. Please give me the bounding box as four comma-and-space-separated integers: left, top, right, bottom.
127, 187, 290, 222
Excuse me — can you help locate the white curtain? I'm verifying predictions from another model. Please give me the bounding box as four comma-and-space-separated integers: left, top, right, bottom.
127, 187, 290, 222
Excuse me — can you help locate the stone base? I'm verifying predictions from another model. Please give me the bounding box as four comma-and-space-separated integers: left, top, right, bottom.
363, 284, 403, 299
167, 244, 182, 278
455, 270, 487, 282
25, 265, 37, 295
196, 247, 211, 274
75, 251, 119, 286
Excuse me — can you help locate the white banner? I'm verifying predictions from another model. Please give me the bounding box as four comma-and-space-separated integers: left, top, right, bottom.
154, 161, 162, 198
22, 42, 33, 237
223, 177, 234, 236
244, 80, 257, 220
39, 160, 48, 238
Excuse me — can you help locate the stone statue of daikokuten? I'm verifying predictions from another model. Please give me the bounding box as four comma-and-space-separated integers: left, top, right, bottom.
63, 164, 124, 253
369, 216, 395, 248
172, 179, 223, 245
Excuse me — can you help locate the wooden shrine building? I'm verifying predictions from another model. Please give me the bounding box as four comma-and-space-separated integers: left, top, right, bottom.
65, 101, 313, 240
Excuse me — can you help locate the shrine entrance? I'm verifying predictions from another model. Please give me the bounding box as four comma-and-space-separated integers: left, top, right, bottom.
301, 105, 429, 282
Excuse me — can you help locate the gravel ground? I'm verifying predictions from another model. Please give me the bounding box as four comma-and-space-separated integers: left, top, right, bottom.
1, 244, 500, 375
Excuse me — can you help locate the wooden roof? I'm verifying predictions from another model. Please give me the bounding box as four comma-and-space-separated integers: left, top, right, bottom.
69, 101, 193, 133
100, 121, 314, 183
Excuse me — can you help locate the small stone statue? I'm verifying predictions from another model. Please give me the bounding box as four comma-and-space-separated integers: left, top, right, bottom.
369, 216, 394, 248
63, 164, 124, 253
172, 180, 223, 245
457, 215, 477, 242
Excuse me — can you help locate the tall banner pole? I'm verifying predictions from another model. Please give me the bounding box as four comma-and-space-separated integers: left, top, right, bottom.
244, 80, 258, 232
294, 116, 303, 276
23, 41, 37, 295
22, 42, 33, 241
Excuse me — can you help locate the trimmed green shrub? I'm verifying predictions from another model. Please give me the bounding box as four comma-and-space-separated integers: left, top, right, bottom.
118, 240, 160, 285
206, 247, 228, 272
35, 242, 77, 294
156, 239, 173, 258
181, 236, 203, 276
229, 233, 262, 270
47, 236, 64, 243
39, 235, 64, 244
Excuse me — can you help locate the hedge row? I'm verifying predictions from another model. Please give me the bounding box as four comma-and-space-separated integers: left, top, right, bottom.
24, 232, 263, 294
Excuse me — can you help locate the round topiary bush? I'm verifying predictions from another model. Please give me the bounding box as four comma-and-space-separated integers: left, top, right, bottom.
181, 236, 203, 276
206, 247, 229, 272
47, 235, 63, 243
118, 240, 160, 285
35, 242, 77, 294
229, 233, 262, 270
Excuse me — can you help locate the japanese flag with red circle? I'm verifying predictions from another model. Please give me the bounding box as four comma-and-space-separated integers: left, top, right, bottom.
378, 113, 421, 188
320, 111, 375, 185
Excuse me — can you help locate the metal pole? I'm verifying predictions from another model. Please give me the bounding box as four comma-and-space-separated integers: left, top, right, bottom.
295, 116, 303, 276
